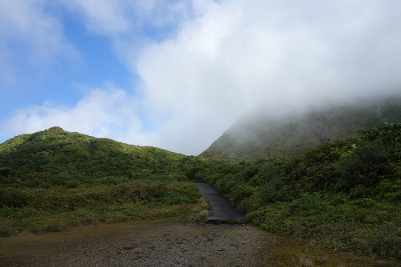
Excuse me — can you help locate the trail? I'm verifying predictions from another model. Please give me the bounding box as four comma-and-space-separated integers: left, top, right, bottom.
194, 183, 246, 222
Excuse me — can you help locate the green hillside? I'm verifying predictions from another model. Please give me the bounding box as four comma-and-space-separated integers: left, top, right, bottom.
201, 96, 401, 161
1, 116, 401, 260
0, 127, 224, 236
0, 126, 187, 182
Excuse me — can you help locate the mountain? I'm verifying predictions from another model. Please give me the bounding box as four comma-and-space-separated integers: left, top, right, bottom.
200, 95, 401, 161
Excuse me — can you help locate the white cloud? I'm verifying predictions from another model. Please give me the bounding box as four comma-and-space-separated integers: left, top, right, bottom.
60, 0, 131, 36
133, 0, 401, 154
1, 85, 159, 146
0, 0, 76, 63
60, 0, 193, 38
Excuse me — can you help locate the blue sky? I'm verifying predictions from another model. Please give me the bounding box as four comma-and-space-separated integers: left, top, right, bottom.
63, 15, 132, 89
1, 0, 401, 155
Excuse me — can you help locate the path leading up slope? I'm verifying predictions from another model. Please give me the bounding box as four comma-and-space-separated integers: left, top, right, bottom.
195, 183, 246, 222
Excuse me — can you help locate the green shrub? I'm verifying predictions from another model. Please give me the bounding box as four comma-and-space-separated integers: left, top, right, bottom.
98, 176, 122, 185
0, 167, 13, 178
0, 187, 29, 207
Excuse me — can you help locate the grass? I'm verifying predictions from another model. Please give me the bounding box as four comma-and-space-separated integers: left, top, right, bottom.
187, 195, 210, 222
0, 127, 231, 237
0, 180, 202, 236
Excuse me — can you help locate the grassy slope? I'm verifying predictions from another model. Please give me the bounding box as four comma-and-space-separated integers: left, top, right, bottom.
0, 127, 217, 236
201, 96, 401, 161
0, 126, 186, 178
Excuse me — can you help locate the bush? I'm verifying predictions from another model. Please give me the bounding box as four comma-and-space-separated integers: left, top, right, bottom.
0, 187, 29, 207
0, 167, 13, 178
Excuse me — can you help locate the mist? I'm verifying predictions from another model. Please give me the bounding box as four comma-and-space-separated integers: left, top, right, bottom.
1, 0, 401, 155
133, 0, 401, 154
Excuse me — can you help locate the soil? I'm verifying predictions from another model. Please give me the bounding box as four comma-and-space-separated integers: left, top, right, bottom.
1, 217, 401, 267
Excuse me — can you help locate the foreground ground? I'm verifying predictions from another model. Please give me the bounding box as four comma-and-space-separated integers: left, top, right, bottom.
1, 217, 400, 267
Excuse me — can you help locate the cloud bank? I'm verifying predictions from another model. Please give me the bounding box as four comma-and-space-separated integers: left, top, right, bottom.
2, 0, 401, 155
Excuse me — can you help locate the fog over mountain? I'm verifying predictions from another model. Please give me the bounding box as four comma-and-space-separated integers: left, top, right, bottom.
135, 0, 401, 155
201, 95, 401, 160
1, 1, 401, 155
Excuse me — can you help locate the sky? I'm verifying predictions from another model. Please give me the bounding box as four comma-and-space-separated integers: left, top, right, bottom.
1, 0, 401, 155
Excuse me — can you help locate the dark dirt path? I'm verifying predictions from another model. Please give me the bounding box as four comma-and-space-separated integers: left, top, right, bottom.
194, 183, 246, 221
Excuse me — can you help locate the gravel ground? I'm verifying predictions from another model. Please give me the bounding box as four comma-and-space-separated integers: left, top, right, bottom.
0, 218, 274, 267
1, 217, 401, 267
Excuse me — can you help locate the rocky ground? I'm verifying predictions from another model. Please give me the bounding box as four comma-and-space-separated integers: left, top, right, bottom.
1, 217, 400, 267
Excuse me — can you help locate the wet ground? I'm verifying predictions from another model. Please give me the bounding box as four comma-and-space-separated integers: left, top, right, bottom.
194, 183, 246, 221
1, 218, 400, 267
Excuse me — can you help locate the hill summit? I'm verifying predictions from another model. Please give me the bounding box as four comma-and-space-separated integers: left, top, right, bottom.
200, 95, 401, 161
0, 126, 187, 182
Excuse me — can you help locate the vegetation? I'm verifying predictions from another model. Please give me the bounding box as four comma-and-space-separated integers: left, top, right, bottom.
197, 123, 401, 260
0, 127, 222, 236
1, 122, 401, 260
